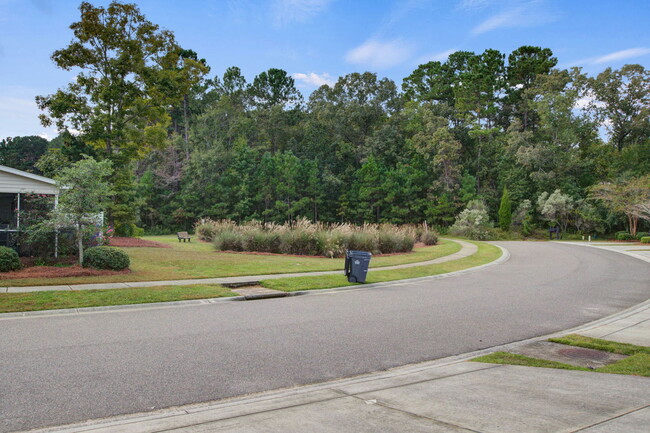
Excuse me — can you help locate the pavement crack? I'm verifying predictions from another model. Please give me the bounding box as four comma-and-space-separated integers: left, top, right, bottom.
348, 394, 483, 433
336, 364, 504, 395
570, 403, 650, 432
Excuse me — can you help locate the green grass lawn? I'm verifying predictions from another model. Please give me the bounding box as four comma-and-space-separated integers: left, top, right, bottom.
472, 335, 650, 377
261, 241, 501, 292
0, 284, 236, 313
1, 236, 462, 287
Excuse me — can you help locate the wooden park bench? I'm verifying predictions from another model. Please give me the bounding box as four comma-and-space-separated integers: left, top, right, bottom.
177, 231, 191, 242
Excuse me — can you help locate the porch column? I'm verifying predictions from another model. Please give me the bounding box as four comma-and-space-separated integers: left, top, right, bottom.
54, 194, 59, 258
16, 192, 20, 229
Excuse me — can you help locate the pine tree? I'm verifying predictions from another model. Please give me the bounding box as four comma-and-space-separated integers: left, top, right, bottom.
498, 187, 512, 231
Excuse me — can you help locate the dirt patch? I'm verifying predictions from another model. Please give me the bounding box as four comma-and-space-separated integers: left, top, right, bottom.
0, 264, 130, 280
109, 237, 171, 248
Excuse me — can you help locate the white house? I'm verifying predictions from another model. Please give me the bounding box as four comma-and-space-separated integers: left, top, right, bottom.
0, 165, 59, 246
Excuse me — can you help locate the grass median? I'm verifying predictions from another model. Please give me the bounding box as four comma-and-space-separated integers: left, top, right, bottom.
472, 335, 650, 377
4, 237, 461, 287
260, 241, 501, 292
0, 284, 236, 314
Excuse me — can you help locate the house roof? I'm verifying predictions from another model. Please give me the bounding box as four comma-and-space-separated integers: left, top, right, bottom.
0, 165, 57, 185
0, 165, 59, 194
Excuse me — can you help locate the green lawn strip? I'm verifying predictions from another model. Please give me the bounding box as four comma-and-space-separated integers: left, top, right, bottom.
0, 285, 235, 313
471, 335, 650, 377
5, 238, 461, 287
261, 242, 501, 292
548, 334, 650, 356
596, 354, 650, 376
470, 352, 590, 371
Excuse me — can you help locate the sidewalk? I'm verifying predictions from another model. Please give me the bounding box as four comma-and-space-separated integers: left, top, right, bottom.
3, 239, 478, 293
27, 298, 650, 433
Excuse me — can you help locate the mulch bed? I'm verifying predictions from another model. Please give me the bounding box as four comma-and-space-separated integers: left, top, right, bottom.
108, 237, 171, 248
0, 264, 130, 280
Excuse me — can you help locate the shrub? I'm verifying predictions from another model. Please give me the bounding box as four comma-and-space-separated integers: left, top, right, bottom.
640, 237, 650, 244
635, 232, 648, 240
0, 246, 20, 272
420, 231, 438, 245
615, 232, 635, 241
82, 246, 130, 270
449, 201, 492, 240
214, 231, 244, 251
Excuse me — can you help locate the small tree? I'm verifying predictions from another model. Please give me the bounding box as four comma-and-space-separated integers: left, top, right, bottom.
52, 157, 113, 264
590, 176, 650, 236
537, 189, 574, 233
512, 199, 534, 236
449, 200, 492, 240
498, 187, 512, 230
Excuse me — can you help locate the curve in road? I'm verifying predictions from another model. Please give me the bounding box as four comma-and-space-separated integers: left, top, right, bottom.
0, 241, 648, 432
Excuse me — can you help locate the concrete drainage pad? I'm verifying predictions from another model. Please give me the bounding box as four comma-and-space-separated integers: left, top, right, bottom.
231, 285, 290, 300
510, 341, 628, 369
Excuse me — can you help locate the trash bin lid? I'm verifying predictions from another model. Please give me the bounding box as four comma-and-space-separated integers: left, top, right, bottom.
347, 250, 372, 258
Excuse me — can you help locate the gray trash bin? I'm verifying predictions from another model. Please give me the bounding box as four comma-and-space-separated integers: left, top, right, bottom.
344, 250, 372, 283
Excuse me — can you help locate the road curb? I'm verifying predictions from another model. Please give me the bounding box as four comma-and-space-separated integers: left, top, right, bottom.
291, 243, 510, 297
0, 243, 508, 319
24, 290, 650, 433
561, 241, 650, 265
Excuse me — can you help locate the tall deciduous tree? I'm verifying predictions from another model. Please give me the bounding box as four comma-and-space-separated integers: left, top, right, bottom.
587, 64, 649, 152
36, 1, 207, 233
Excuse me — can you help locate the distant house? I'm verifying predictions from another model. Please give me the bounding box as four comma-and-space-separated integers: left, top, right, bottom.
0, 165, 59, 247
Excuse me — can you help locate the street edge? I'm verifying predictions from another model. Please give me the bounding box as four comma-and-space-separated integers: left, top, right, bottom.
0, 243, 508, 319
23, 289, 650, 433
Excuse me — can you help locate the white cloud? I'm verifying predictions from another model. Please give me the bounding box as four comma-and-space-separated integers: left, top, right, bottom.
345, 39, 415, 69
271, 0, 333, 27
292, 72, 335, 88
415, 48, 457, 65
591, 48, 650, 64
569, 47, 650, 68
471, 1, 558, 35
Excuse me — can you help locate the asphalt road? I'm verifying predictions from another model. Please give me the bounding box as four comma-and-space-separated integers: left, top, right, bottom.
1, 242, 648, 432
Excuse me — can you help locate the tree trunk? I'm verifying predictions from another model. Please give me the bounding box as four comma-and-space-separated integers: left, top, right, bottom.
77, 222, 84, 265
183, 95, 190, 145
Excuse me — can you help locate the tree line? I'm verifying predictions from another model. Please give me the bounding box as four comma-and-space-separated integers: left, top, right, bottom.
3, 1, 648, 236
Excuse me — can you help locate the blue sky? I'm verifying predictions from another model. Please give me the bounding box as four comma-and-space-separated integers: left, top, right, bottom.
1, 0, 649, 139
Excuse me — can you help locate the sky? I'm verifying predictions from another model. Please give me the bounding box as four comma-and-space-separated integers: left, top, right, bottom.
0, 0, 649, 140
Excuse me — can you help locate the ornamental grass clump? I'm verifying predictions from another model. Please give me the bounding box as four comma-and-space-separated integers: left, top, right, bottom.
205, 218, 426, 257
214, 231, 244, 251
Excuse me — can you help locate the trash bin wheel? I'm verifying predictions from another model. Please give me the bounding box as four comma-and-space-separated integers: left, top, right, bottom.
349, 276, 357, 283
